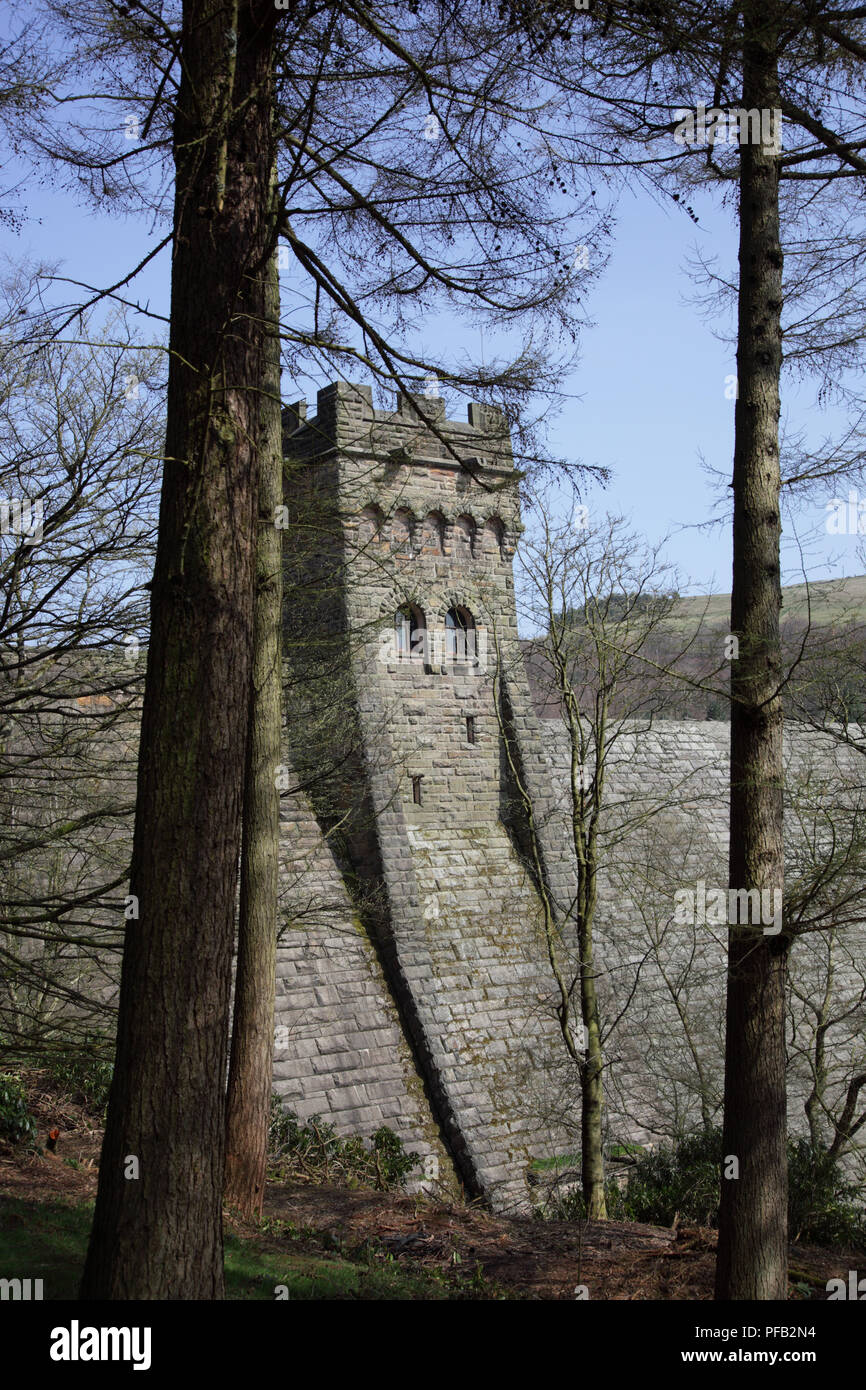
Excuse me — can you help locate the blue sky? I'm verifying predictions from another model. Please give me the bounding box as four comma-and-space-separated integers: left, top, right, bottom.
6, 158, 859, 601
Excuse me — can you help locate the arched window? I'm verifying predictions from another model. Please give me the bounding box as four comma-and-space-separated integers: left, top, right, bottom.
390, 508, 414, 554
453, 514, 476, 559
421, 511, 445, 555
356, 505, 383, 547
482, 516, 505, 557
395, 604, 426, 660
445, 606, 475, 662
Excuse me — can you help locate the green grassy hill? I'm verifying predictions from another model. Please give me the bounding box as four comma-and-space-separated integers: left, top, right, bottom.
524, 575, 866, 723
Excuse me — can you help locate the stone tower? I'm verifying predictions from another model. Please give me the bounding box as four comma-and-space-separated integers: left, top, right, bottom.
275, 382, 569, 1210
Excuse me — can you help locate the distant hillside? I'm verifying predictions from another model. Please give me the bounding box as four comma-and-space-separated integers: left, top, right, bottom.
666, 574, 866, 632
524, 575, 866, 722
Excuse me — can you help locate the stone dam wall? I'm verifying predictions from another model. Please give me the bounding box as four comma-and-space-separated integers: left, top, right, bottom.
269, 383, 866, 1211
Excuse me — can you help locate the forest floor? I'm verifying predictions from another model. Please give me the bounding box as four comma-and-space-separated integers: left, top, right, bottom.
0, 1071, 860, 1300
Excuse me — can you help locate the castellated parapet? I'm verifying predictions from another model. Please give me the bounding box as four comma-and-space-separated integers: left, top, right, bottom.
275, 383, 571, 1208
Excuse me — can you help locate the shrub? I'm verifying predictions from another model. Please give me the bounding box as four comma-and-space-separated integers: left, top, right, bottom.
369, 1125, 421, 1187
788, 1139, 866, 1249
606, 1128, 866, 1250
0, 1073, 38, 1146
46, 1052, 114, 1116
610, 1128, 723, 1228
268, 1096, 419, 1190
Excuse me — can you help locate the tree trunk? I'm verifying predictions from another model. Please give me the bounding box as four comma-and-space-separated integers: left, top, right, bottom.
715, 0, 788, 1302
580, 940, 607, 1220
81, 0, 278, 1299
224, 182, 283, 1219
566, 700, 607, 1219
